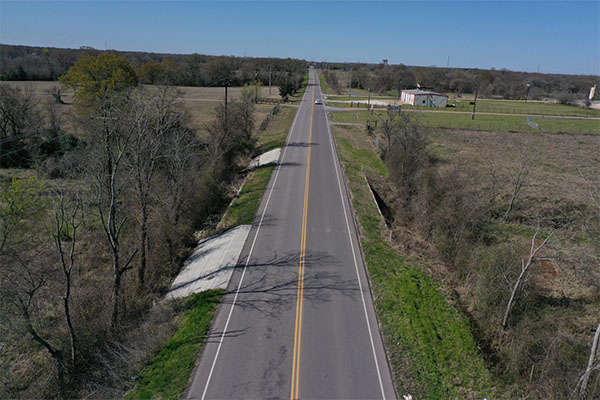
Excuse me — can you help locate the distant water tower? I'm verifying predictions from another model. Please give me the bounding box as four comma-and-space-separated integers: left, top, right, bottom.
382, 59, 388, 66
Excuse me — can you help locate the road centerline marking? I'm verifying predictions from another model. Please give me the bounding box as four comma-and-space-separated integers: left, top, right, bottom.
290, 80, 315, 400
198, 76, 308, 400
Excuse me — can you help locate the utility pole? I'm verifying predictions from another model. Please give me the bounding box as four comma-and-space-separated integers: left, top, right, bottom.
368, 88, 371, 107
472, 88, 478, 120
397, 78, 402, 100
269, 65, 272, 95
447, 56, 450, 68
525, 83, 531, 103
224, 82, 228, 128
349, 68, 352, 96
254, 71, 259, 103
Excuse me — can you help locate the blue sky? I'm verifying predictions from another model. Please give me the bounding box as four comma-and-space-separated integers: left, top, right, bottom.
1, 1, 598, 75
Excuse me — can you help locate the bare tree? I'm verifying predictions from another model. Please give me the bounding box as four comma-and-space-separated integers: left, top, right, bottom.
0, 85, 38, 141
0, 85, 41, 167
127, 87, 179, 287
161, 125, 202, 264
502, 159, 529, 221
0, 178, 66, 391
488, 168, 499, 218
51, 191, 82, 367
576, 321, 600, 399
87, 94, 138, 330
203, 98, 255, 181
501, 224, 556, 332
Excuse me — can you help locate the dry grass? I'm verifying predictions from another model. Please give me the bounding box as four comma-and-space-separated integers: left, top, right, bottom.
429, 129, 599, 303
0, 81, 281, 136
429, 129, 599, 213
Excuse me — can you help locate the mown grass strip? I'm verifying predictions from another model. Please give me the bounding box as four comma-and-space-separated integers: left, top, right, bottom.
224, 104, 300, 228
332, 125, 500, 398
125, 290, 223, 400
257, 106, 297, 153
222, 164, 276, 228
329, 109, 600, 135
318, 70, 333, 94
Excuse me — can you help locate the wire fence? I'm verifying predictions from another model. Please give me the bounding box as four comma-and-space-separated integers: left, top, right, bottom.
450, 104, 598, 118
419, 120, 597, 135
348, 102, 599, 118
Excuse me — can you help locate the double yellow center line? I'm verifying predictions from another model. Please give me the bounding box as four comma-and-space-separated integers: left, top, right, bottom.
290, 85, 315, 400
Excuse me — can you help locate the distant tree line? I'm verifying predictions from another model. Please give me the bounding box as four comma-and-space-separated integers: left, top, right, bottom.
317, 61, 599, 103
0, 44, 306, 92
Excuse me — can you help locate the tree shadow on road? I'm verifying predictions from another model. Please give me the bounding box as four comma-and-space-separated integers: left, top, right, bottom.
220, 250, 361, 319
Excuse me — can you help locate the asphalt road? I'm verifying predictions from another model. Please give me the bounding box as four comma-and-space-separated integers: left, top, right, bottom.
185, 68, 396, 400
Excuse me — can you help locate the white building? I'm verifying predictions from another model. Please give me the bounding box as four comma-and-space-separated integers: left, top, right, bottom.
401, 89, 448, 108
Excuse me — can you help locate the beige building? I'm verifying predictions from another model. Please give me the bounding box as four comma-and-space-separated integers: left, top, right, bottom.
401, 89, 448, 107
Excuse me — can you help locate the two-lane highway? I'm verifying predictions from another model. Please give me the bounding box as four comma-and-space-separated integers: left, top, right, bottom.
185, 67, 396, 399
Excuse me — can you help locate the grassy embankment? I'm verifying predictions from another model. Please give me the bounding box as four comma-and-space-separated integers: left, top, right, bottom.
331, 123, 501, 398
221, 105, 298, 228
288, 72, 310, 104
126, 95, 300, 400
219, 74, 306, 227
329, 109, 600, 135
318, 69, 334, 94
125, 291, 223, 400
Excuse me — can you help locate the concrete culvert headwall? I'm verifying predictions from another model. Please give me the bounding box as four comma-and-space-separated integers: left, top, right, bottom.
366, 177, 394, 228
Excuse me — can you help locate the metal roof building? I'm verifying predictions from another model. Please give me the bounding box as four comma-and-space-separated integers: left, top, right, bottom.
401, 89, 448, 108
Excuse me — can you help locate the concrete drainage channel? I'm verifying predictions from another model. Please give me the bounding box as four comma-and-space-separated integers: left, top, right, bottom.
166, 225, 251, 300
166, 148, 281, 300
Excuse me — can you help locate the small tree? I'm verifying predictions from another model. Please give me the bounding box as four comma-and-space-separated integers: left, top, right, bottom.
502, 159, 530, 221
501, 223, 556, 333
383, 113, 429, 205
59, 52, 137, 112
279, 81, 294, 98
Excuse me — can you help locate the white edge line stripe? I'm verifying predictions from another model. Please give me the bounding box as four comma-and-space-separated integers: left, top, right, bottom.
322, 84, 387, 398
200, 82, 308, 400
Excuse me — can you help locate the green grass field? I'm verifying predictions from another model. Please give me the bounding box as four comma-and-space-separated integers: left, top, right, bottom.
329, 109, 600, 135
125, 291, 223, 400
333, 125, 500, 398
449, 99, 600, 117
325, 97, 599, 117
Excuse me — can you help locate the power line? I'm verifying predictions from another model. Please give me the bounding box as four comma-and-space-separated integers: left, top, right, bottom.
0, 124, 71, 145
0, 130, 76, 159
0, 114, 80, 158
